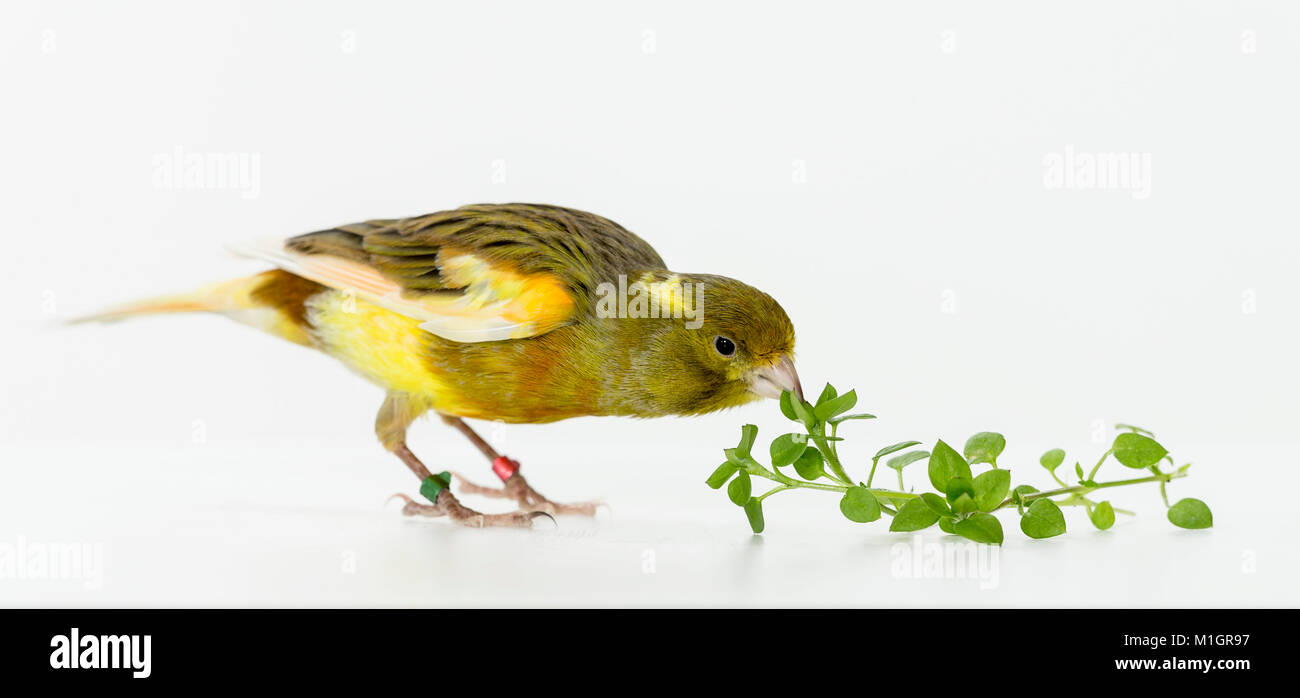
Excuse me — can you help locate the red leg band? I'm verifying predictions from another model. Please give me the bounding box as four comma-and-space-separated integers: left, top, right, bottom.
492, 456, 520, 483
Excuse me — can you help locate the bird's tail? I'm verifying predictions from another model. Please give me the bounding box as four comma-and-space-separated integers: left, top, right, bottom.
68, 277, 251, 325
68, 271, 325, 346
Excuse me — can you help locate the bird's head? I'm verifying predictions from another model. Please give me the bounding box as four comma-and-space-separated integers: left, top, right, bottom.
614, 272, 801, 415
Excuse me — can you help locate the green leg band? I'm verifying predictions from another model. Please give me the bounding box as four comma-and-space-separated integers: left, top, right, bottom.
420, 471, 452, 503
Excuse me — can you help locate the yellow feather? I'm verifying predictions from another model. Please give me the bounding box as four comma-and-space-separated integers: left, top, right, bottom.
305, 291, 461, 407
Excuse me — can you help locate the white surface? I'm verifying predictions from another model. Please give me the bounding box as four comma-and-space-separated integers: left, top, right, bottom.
2, 1, 1298, 607
0, 439, 1292, 607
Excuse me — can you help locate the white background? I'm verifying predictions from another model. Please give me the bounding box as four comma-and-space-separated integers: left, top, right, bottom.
2, 1, 1297, 606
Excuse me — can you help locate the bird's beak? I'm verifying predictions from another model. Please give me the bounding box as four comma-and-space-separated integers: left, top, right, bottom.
746, 355, 803, 402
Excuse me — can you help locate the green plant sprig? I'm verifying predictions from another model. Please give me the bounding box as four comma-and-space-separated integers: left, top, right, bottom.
705, 385, 1213, 543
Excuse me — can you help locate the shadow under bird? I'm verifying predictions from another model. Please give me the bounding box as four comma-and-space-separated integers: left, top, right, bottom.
77, 203, 802, 527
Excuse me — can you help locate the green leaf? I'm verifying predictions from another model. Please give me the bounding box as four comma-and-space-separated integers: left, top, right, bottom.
1112, 433, 1168, 469
890, 499, 940, 532
887, 450, 930, 471
829, 413, 877, 425
793, 447, 826, 480
791, 398, 817, 429
944, 476, 975, 503
1039, 448, 1065, 471
705, 462, 738, 489
937, 517, 956, 534
735, 424, 758, 460
744, 498, 765, 533
1010, 484, 1039, 505
928, 439, 971, 491
951, 492, 977, 515
727, 471, 752, 506
815, 383, 837, 407
1089, 501, 1115, 530
779, 391, 798, 421
1074, 462, 1085, 480
954, 513, 1004, 545
1115, 423, 1154, 436
1167, 498, 1213, 529
972, 469, 1011, 511
875, 494, 909, 510
875, 440, 923, 461
814, 389, 858, 422
963, 432, 1007, 466
839, 486, 882, 523
1020, 499, 1067, 539
921, 492, 952, 515
769, 433, 808, 467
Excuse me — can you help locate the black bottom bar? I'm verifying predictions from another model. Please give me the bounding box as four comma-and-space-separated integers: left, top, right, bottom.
0, 609, 1289, 686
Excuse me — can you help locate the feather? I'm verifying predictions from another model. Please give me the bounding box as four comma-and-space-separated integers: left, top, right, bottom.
228, 237, 574, 343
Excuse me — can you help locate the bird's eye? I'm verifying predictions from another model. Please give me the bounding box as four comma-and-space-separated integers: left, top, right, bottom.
713, 335, 736, 357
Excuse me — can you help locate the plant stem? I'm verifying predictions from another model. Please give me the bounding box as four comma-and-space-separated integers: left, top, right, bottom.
866, 456, 881, 488
812, 424, 854, 485
1086, 448, 1113, 482
749, 464, 846, 492
757, 485, 790, 502
749, 460, 922, 502
1057, 493, 1136, 516
994, 471, 1186, 511
1151, 466, 1171, 507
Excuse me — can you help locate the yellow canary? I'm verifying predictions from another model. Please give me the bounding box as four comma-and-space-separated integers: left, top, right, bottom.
80, 203, 801, 527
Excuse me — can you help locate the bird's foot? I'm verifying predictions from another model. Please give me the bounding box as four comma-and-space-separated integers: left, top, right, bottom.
387, 491, 554, 528
451, 462, 604, 517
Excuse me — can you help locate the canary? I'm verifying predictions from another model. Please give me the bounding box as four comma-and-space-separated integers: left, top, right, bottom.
80, 203, 802, 527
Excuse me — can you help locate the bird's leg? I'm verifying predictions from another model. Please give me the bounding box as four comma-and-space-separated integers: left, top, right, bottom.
442, 415, 603, 517
377, 393, 549, 528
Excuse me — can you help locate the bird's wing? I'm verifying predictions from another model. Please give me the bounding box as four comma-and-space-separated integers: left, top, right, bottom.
232, 204, 666, 343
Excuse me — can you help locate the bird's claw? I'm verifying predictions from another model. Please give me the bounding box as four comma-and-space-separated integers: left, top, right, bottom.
387, 492, 445, 518
450, 469, 604, 517
387, 491, 552, 528
527, 510, 558, 527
